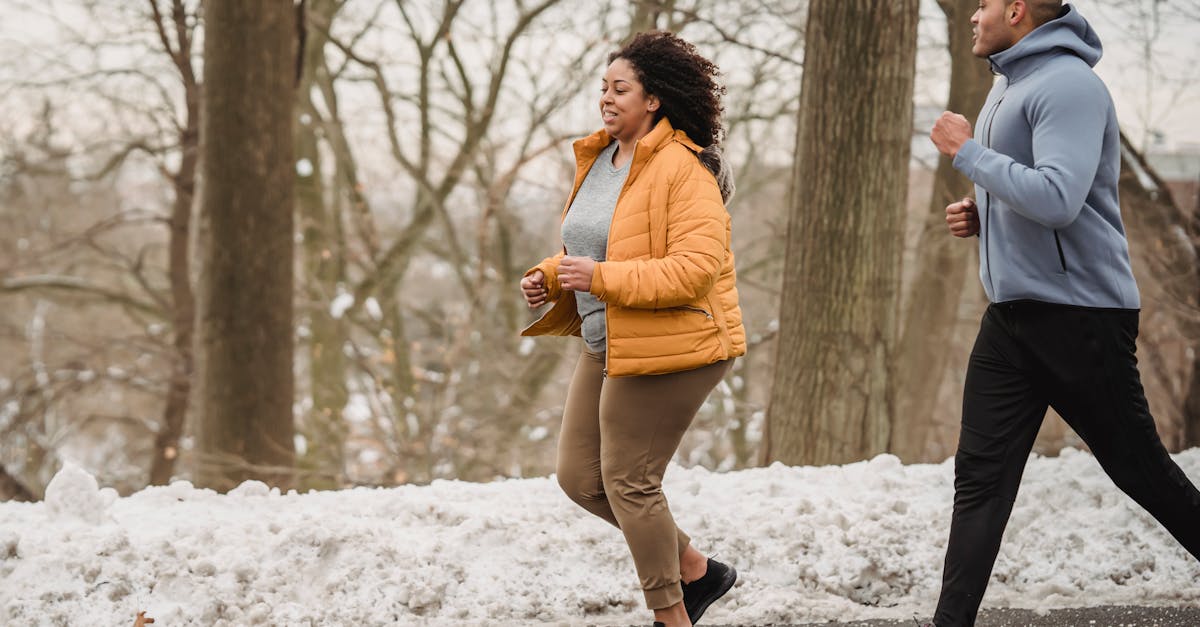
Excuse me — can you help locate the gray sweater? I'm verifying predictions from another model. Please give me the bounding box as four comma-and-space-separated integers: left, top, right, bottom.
561, 141, 629, 352
953, 4, 1139, 308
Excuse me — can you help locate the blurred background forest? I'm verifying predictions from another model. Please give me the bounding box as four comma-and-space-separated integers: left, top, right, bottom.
1, 0, 1198, 498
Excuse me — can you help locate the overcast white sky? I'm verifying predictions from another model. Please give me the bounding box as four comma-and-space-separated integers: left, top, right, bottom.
0, 0, 1197, 153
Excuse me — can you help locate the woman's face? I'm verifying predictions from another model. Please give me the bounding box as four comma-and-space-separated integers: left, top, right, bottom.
600, 58, 659, 143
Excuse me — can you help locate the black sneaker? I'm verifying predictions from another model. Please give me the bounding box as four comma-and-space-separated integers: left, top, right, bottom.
681, 558, 737, 626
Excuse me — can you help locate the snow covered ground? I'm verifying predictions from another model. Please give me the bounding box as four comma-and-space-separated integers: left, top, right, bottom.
2, 449, 1198, 626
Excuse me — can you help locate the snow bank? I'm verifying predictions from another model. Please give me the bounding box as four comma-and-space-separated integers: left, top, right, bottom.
2, 449, 1198, 625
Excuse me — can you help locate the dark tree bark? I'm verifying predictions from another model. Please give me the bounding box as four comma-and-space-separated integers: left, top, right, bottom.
890, 0, 995, 462
196, 0, 297, 491
764, 0, 919, 466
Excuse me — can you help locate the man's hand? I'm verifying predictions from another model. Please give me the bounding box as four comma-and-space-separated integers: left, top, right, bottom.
557, 256, 596, 293
520, 270, 548, 308
946, 197, 980, 238
931, 111, 972, 158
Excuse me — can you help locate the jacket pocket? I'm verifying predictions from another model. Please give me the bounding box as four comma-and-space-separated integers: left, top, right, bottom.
668, 304, 713, 319
641, 304, 718, 339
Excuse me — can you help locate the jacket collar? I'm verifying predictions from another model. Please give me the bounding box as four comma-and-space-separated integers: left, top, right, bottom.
571, 117, 701, 187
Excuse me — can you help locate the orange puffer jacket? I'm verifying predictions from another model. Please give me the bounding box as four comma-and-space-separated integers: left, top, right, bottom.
521, 117, 746, 377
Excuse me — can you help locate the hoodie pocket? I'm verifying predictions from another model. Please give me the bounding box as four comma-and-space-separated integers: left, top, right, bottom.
1053, 230, 1068, 273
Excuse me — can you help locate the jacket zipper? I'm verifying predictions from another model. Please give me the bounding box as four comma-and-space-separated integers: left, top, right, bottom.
602, 140, 660, 377
602, 150, 628, 379
981, 92, 1006, 299
598, 137, 696, 377
1053, 230, 1067, 272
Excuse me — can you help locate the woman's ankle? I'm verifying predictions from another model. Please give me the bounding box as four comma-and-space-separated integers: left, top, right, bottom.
652, 600, 692, 627
679, 546, 708, 584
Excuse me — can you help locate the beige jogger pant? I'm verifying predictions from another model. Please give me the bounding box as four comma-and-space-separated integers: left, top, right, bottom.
556, 349, 733, 609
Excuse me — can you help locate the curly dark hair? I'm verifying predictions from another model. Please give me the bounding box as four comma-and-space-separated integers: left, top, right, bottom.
609, 31, 726, 148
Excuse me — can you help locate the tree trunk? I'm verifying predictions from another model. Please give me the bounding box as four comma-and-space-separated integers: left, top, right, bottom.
0, 464, 36, 502
196, 0, 297, 491
890, 0, 994, 462
629, 0, 675, 33
763, 0, 918, 466
1185, 358, 1200, 449
149, 0, 200, 486
1183, 162, 1200, 449
295, 0, 349, 490
1118, 131, 1200, 451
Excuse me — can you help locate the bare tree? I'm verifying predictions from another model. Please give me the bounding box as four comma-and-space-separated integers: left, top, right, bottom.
293, 0, 351, 490
764, 0, 919, 466
1084, 0, 1200, 153
194, 0, 297, 490
1118, 132, 1200, 449
302, 0, 603, 484
890, 0, 993, 462
0, 465, 36, 502
0, 0, 203, 492
145, 0, 201, 486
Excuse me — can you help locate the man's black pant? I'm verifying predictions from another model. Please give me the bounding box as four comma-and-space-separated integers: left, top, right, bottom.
933, 301, 1200, 627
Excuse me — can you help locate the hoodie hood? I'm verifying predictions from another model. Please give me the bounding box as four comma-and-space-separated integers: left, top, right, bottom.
990, 4, 1102, 79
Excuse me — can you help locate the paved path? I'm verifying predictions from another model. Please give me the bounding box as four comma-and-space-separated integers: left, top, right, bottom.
771, 605, 1200, 627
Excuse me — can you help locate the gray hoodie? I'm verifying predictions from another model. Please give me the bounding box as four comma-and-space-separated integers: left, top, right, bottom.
953, 4, 1139, 309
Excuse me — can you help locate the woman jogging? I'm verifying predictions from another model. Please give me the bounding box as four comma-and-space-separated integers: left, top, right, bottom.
519, 31, 745, 627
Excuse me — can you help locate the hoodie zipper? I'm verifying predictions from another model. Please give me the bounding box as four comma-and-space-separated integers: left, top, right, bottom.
1053, 230, 1067, 272
981, 92, 1006, 299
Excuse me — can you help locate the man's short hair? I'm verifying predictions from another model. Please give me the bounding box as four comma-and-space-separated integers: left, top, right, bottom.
1007, 0, 1065, 27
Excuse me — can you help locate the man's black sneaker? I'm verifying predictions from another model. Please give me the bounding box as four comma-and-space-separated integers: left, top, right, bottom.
681, 557, 737, 625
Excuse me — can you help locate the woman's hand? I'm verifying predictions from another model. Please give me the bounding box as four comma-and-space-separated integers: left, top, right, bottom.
521, 270, 548, 308
558, 256, 595, 293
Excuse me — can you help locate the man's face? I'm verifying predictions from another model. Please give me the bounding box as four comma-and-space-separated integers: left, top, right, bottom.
971, 0, 1018, 57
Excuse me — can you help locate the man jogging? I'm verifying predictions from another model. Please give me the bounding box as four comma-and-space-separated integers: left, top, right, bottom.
929, 1, 1200, 625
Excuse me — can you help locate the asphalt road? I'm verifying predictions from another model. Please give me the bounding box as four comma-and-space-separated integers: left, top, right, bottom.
772, 605, 1200, 626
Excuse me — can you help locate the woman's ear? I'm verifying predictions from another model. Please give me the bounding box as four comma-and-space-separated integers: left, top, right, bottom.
647, 94, 660, 112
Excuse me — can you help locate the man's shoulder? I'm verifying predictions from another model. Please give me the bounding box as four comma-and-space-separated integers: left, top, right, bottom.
1023, 55, 1110, 109
1033, 54, 1106, 89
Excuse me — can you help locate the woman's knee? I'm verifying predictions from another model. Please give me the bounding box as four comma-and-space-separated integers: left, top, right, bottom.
600, 467, 662, 514
557, 463, 605, 506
